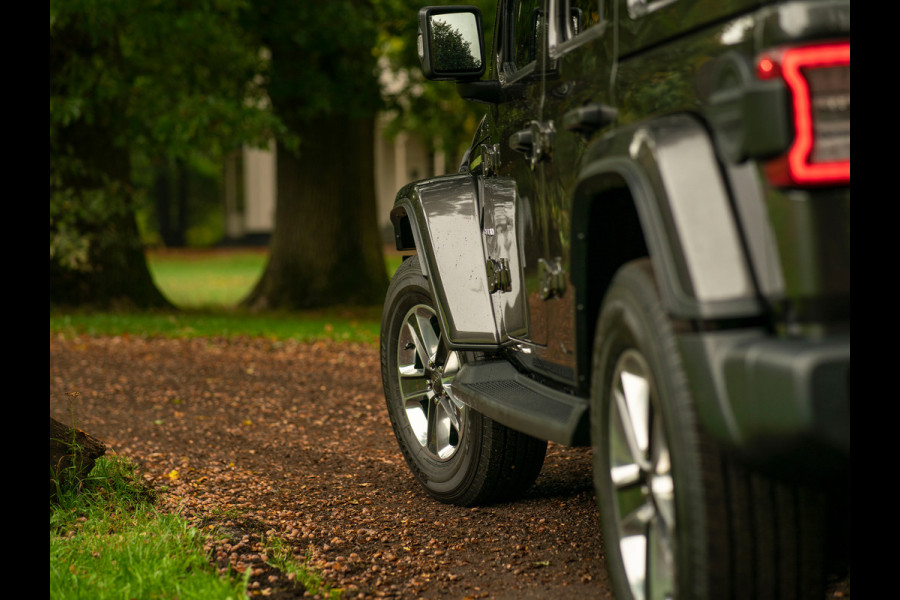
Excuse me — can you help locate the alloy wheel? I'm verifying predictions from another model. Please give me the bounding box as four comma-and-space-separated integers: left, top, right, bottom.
608, 349, 676, 600
396, 304, 465, 460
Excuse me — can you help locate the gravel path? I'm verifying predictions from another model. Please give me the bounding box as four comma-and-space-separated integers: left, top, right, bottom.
50, 334, 610, 599
49, 334, 850, 599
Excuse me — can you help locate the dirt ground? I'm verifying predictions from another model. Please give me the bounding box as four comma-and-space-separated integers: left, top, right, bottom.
49, 334, 849, 599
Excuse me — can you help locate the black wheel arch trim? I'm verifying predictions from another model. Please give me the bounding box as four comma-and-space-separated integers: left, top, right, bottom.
570, 113, 765, 391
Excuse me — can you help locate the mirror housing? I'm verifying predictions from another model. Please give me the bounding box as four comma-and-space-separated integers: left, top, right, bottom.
417, 6, 485, 81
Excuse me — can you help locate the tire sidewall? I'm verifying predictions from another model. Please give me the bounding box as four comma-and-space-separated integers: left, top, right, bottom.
590, 260, 708, 600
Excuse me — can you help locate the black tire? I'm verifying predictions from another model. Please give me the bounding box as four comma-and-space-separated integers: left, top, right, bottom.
380, 255, 547, 506
590, 259, 828, 600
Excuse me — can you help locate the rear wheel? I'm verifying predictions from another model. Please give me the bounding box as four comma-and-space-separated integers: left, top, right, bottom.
591, 259, 829, 600
381, 256, 547, 506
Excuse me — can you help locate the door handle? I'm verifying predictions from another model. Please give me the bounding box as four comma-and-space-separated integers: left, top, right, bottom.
562, 103, 617, 136
508, 128, 534, 155
509, 121, 555, 166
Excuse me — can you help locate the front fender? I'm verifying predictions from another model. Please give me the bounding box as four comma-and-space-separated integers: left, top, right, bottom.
390, 174, 501, 348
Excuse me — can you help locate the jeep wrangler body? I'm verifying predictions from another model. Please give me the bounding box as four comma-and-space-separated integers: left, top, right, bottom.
379, 2, 849, 599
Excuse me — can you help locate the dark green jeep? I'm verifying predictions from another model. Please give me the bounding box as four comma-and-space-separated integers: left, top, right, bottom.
379, 2, 850, 598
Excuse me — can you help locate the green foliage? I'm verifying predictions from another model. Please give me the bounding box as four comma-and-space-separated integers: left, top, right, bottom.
250, 0, 384, 126
430, 19, 481, 72
50, 0, 497, 306
50, 0, 283, 284
264, 537, 343, 599
50, 0, 280, 160
50, 456, 250, 600
376, 0, 497, 168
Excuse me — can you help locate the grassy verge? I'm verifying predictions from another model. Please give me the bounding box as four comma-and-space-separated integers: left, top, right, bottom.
50, 456, 249, 600
50, 307, 382, 345
50, 456, 340, 599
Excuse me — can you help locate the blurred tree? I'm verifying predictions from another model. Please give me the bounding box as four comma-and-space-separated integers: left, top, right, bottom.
240, 0, 389, 310
430, 18, 481, 72
50, 0, 281, 308
50, 0, 498, 310
378, 0, 496, 172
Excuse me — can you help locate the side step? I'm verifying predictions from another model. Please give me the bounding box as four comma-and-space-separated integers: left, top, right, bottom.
451, 360, 591, 446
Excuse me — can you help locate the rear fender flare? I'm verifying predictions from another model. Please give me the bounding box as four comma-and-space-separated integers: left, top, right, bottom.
572, 113, 761, 323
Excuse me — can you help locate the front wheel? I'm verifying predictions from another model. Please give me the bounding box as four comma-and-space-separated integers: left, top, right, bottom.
591, 259, 829, 600
380, 256, 547, 506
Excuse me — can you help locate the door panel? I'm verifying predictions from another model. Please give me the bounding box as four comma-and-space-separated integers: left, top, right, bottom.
532, 1, 614, 378
489, 0, 547, 346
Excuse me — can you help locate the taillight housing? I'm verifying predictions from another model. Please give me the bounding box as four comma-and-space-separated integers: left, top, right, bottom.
756, 42, 850, 187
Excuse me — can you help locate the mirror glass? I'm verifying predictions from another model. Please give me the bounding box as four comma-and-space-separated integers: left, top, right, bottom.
429, 12, 482, 73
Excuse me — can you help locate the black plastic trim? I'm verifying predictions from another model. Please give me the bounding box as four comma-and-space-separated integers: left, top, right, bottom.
452, 360, 590, 446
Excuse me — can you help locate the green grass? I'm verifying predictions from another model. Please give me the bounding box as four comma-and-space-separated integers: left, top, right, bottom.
50, 456, 340, 599
50, 456, 250, 600
145, 247, 405, 310
50, 308, 383, 345
264, 537, 343, 599
146, 248, 269, 309
50, 247, 410, 344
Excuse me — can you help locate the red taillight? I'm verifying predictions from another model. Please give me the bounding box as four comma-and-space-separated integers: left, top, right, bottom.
757, 42, 850, 187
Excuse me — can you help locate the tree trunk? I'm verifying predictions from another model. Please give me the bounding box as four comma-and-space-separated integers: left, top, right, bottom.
242, 115, 388, 310
175, 158, 189, 247
50, 417, 106, 499
49, 203, 172, 309
50, 20, 171, 310
155, 162, 173, 246
49, 118, 171, 309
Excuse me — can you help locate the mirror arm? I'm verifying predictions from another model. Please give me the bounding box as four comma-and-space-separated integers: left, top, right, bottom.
457, 81, 525, 104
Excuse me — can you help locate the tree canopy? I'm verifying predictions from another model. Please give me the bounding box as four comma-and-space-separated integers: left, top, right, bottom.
431, 18, 482, 72
50, 0, 282, 307
50, 0, 498, 309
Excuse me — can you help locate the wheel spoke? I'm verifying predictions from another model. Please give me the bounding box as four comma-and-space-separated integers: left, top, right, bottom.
619, 500, 654, 600
405, 397, 430, 447
647, 507, 676, 600
607, 348, 677, 600
398, 372, 429, 402
396, 303, 467, 462
425, 396, 441, 455
651, 415, 675, 532
437, 394, 462, 432
613, 363, 652, 471
411, 310, 440, 365
443, 350, 461, 377
610, 395, 642, 488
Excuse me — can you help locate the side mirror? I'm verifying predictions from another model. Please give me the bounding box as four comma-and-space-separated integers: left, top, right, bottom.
417, 6, 485, 81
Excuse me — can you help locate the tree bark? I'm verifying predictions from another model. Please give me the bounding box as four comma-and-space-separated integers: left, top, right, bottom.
242, 115, 388, 310
50, 417, 107, 499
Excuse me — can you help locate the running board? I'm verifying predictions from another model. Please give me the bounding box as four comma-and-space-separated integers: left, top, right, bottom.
451, 360, 590, 446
